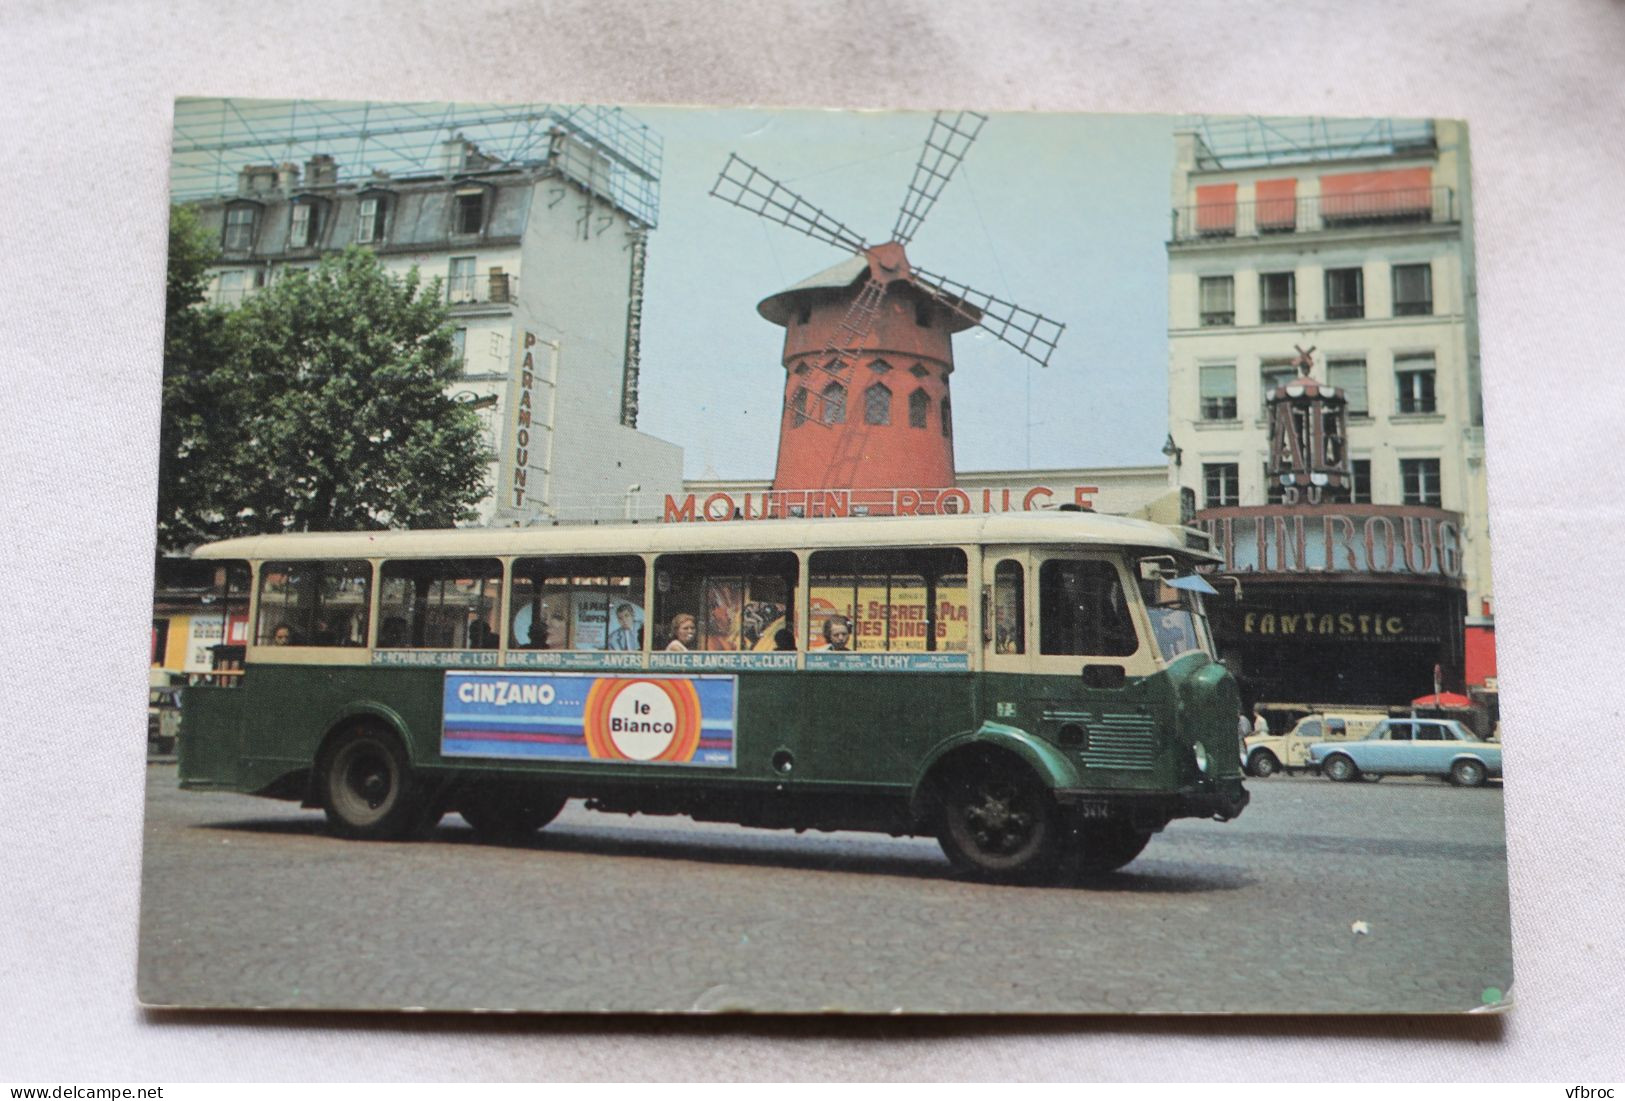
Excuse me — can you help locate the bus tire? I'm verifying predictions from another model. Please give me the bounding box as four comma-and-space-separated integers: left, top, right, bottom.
934, 750, 1060, 882
319, 723, 424, 841
1070, 819, 1153, 875
460, 783, 567, 841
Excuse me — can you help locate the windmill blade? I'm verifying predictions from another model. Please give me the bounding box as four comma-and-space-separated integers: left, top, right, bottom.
710, 153, 869, 254
911, 265, 1065, 369
892, 111, 988, 246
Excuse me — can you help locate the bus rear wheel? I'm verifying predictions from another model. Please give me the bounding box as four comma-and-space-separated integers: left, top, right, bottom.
935, 753, 1060, 882
320, 724, 424, 841
460, 784, 567, 841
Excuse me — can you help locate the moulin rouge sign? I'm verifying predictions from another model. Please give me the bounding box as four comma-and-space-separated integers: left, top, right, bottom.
663, 485, 1100, 523
1197, 505, 1464, 579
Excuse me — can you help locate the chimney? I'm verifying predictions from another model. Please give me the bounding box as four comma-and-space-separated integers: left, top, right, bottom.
277, 162, 301, 195
237, 164, 278, 195
305, 154, 338, 186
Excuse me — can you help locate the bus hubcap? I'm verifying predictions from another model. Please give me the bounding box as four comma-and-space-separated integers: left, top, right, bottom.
967, 789, 1031, 852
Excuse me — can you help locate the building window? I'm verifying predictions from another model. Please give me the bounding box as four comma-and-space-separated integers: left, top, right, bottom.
909, 363, 930, 379
914, 299, 933, 327
357, 197, 387, 244
909, 388, 930, 429
450, 327, 467, 369
1260, 359, 1296, 413
1203, 463, 1240, 508
1325, 267, 1364, 320
1393, 263, 1433, 316
455, 191, 485, 235
288, 203, 316, 248
1199, 275, 1235, 326
1260, 272, 1295, 323
821, 381, 846, 425
1351, 459, 1372, 504
448, 256, 476, 303
792, 387, 810, 427
1199, 363, 1237, 421
1401, 458, 1442, 506
223, 206, 257, 251
216, 270, 246, 305
1395, 354, 1437, 414
1327, 358, 1368, 417
940, 396, 952, 438
864, 382, 891, 426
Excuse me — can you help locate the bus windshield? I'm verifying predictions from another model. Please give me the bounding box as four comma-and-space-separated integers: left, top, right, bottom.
1138, 561, 1215, 662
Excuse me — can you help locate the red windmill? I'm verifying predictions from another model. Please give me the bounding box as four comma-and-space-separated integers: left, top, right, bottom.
711, 112, 1065, 502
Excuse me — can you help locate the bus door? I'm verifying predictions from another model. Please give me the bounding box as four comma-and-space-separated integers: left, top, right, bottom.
1021, 551, 1156, 777
796, 546, 976, 787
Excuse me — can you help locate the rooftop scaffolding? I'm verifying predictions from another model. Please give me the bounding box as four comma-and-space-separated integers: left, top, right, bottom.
1181, 116, 1436, 171
171, 98, 662, 227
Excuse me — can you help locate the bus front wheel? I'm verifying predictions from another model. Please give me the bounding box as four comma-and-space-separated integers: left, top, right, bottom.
935, 752, 1060, 882
320, 724, 424, 841
1070, 819, 1153, 875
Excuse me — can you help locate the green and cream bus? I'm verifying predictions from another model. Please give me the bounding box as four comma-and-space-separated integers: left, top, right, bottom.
177, 511, 1249, 881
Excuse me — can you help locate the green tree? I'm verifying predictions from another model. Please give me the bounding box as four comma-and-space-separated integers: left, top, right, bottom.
157, 205, 234, 549
157, 234, 491, 548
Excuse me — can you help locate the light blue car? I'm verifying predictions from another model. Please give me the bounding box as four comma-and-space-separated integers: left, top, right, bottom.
1309, 718, 1501, 787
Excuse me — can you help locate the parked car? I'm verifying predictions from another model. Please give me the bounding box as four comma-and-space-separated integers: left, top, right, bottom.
1309, 718, 1502, 786
1243, 711, 1383, 777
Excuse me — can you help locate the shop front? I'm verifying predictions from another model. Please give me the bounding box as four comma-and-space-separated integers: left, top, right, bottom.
1196, 504, 1466, 710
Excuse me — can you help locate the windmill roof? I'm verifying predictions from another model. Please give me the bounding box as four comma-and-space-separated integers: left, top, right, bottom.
756, 254, 978, 332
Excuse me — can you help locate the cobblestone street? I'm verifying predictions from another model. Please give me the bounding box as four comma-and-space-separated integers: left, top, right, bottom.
138, 765, 1511, 1014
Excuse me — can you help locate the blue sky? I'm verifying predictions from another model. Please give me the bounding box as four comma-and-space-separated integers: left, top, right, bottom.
630, 107, 1177, 479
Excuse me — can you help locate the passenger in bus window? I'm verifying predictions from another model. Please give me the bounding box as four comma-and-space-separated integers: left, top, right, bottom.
823, 616, 852, 651
666, 613, 697, 651
378, 616, 409, 648
773, 627, 796, 651
607, 604, 641, 651
272, 624, 294, 646
467, 619, 497, 649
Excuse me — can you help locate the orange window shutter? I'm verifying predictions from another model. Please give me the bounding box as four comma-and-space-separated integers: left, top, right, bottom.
1255, 178, 1297, 229
1194, 183, 1237, 234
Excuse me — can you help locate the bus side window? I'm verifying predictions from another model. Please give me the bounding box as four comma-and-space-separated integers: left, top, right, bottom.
378, 558, 503, 649
652, 552, 797, 652
808, 547, 968, 653
1037, 559, 1138, 657
256, 559, 372, 647
993, 559, 1024, 655
510, 556, 646, 651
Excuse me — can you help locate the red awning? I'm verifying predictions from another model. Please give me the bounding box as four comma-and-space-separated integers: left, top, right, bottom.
1194, 183, 1237, 234
1255, 178, 1297, 230
1320, 168, 1432, 220
1410, 691, 1473, 709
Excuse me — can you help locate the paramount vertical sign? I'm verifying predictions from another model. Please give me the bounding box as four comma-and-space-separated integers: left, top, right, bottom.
498, 331, 547, 517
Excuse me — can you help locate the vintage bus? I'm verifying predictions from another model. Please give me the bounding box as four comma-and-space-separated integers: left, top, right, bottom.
177, 511, 1249, 881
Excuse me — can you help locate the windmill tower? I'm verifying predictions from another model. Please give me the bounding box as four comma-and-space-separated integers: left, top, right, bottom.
711, 112, 1065, 500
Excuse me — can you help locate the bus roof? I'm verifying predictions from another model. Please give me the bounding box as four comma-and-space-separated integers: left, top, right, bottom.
191, 511, 1204, 562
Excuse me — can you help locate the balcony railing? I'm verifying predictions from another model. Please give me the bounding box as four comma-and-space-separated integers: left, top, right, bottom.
448, 271, 519, 306
1172, 185, 1456, 243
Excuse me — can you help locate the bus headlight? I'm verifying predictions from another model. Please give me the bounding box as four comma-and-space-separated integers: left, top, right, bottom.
1192, 743, 1210, 775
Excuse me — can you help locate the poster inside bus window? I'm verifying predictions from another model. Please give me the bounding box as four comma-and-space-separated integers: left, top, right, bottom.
141, 100, 1511, 1015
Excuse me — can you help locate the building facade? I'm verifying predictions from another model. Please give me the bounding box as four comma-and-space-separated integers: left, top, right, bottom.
1166, 117, 1494, 710
186, 129, 683, 527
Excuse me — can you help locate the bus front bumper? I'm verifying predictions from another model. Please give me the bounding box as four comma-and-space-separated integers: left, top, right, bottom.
1054, 778, 1250, 827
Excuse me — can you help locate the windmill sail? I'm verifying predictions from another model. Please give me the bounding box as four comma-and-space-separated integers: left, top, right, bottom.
710, 154, 869, 254
910, 265, 1066, 370
892, 111, 988, 246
